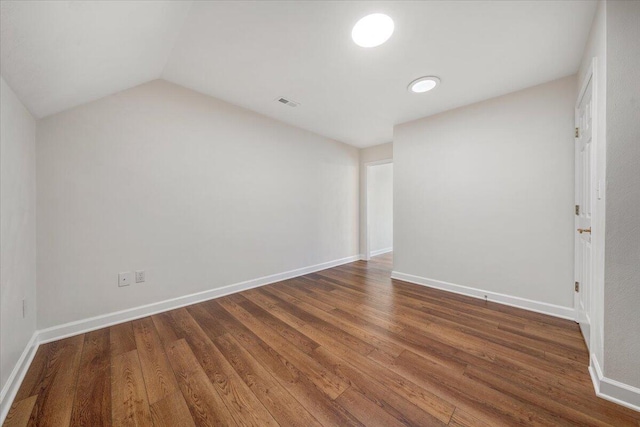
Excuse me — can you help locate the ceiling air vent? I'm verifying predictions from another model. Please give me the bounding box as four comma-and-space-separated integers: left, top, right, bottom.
275, 97, 300, 108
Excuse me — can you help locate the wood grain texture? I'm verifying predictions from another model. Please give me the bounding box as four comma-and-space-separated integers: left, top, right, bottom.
2, 395, 37, 427
216, 296, 350, 400
150, 392, 195, 427
164, 339, 232, 427
169, 308, 278, 426
5, 253, 640, 426
27, 335, 84, 427
111, 350, 152, 426
71, 329, 111, 426
109, 322, 136, 358
213, 333, 322, 427
132, 317, 179, 404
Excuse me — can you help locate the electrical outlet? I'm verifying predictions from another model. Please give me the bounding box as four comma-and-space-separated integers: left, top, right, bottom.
119, 272, 133, 287
135, 270, 145, 283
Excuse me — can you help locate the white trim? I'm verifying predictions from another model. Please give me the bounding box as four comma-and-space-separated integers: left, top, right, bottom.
0, 332, 39, 423
364, 159, 394, 167
3, 259, 638, 421
393, 270, 640, 412
577, 59, 595, 108
574, 57, 597, 351
590, 354, 640, 412
363, 158, 393, 261
583, 56, 606, 381
370, 247, 393, 257
391, 271, 575, 320
38, 254, 360, 344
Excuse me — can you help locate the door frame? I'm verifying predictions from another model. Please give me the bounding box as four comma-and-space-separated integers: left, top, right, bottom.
574, 58, 599, 349
363, 159, 393, 261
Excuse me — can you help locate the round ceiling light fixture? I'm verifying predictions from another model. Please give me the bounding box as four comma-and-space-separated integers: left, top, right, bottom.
408, 76, 441, 93
352, 13, 394, 48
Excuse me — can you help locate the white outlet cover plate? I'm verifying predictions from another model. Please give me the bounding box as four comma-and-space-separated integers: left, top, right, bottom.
119, 272, 133, 287
135, 270, 145, 283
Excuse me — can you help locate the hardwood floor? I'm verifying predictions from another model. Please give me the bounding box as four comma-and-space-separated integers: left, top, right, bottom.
5, 253, 639, 426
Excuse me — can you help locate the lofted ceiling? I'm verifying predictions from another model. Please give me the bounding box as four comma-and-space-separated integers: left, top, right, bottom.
0, 1, 191, 119
1, 1, 597, 147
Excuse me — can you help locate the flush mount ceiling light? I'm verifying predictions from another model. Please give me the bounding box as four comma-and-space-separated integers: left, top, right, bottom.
352, 13, 394, 48
408, 76, 441, 93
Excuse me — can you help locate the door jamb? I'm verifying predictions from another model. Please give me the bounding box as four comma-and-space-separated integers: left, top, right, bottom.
363, 159, 393, 261
574, 58, 598, 350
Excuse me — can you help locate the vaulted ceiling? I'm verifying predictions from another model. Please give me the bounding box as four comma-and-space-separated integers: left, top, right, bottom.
1, 1, 597, 147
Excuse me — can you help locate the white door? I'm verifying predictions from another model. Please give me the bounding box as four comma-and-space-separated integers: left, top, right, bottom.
574, 75, 593, 344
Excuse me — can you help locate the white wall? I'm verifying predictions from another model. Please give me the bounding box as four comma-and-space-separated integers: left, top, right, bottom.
603, 0, 640, 390
36, 79, 359, 329
578, 0, 607, 371
359, 142, 392, 254
393, 75, 576, 309
0, 77, 36, 394
368, 163, 393, 253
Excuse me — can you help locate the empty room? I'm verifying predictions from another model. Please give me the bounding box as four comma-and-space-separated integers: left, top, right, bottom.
1, 1, 639, 426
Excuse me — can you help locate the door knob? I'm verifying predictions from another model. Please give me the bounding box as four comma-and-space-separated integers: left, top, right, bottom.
578, 228, 591, 234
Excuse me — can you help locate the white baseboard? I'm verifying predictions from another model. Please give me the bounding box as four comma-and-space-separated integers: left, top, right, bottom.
393, 271, 640, 412
370, 247, 393, 257
37, 254, 359, 344
4, 260, 638, 423
0, 332, 39, 423
0, 254, 360, 425
391, 271, 576, 320
590, 354, 640, 412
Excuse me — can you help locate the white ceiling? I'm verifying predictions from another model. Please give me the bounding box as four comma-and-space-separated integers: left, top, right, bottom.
1, 1, 596, 147
0, 1, 191, 118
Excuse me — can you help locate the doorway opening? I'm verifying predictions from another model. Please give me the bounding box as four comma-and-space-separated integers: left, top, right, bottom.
364, 160, 393, 261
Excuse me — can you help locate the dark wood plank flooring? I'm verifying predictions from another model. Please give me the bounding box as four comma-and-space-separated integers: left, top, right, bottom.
5, 253, 639, 426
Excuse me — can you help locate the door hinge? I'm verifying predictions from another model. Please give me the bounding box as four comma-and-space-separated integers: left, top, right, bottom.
575, 281, 580, 292
575, 127, 580, 138
575, 205, 580, 215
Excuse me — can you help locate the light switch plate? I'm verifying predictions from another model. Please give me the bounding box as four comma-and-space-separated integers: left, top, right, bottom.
119, 272, 133, 287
